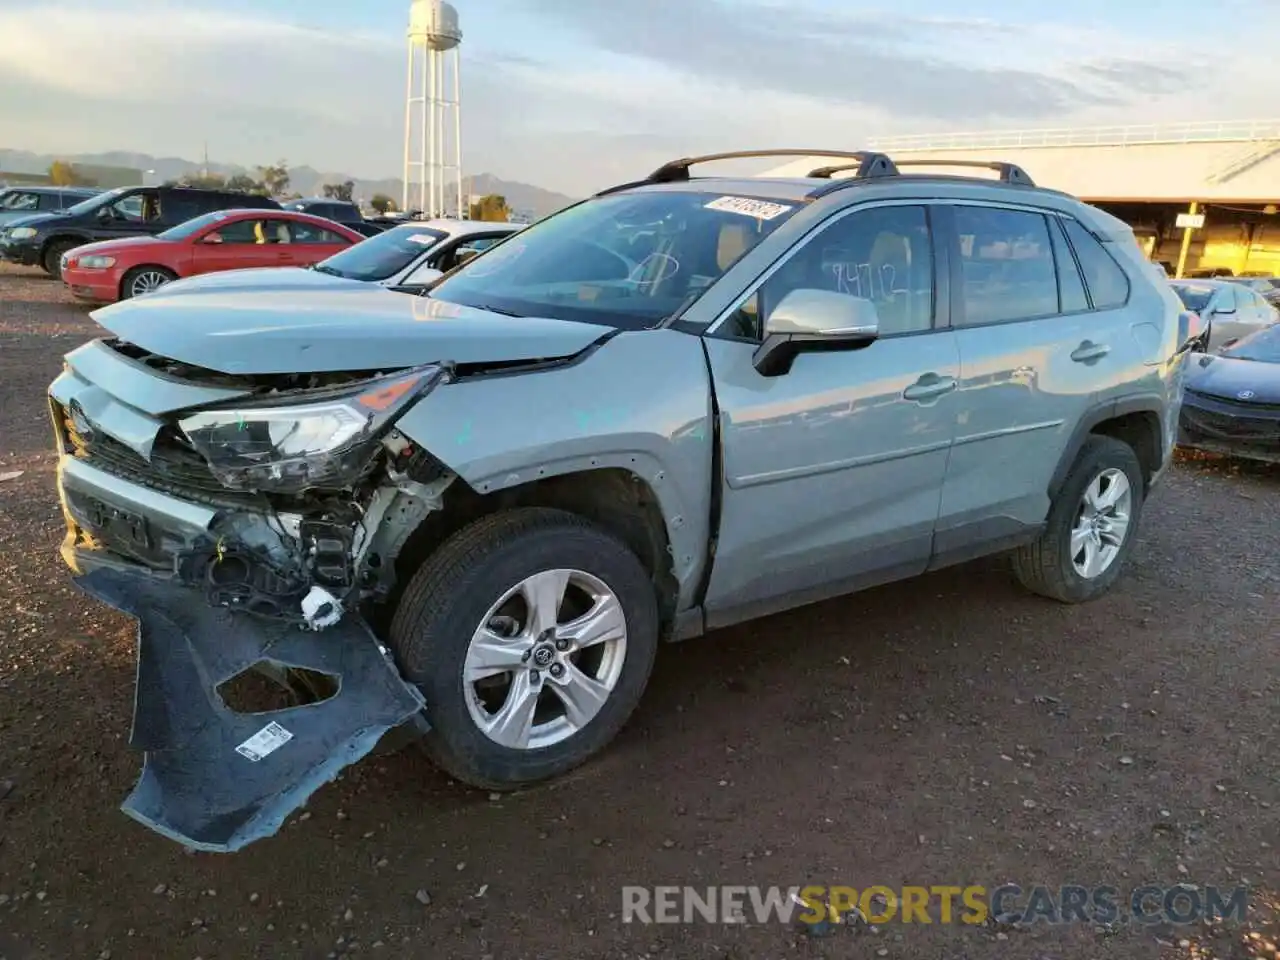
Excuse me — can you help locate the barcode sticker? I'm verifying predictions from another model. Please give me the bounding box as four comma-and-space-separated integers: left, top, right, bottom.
236, 721, 293, 762
704, 196, 793, 221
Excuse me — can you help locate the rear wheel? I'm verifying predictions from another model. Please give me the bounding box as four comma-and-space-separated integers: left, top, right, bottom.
1012, 435, 1145, 603
121, 266, 177, 300
388, 508, 660, 790
42, 240, 79, 279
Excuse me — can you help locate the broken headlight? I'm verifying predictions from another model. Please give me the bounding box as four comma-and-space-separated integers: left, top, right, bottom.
178, 365, 445, 494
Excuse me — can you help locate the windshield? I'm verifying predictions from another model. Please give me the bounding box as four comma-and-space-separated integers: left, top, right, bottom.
315, 224, 447, 280
1171, 283, 1215, 312
61, 187, 125, 217
157, 210, 235, 241
1221, 324, 1280, 363
427, 190, 800, 326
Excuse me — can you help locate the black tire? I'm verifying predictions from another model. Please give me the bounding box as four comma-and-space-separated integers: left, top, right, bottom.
388, 507, 660, 790
120, 265, 177, 300
42, 239, 79, 279
1012, 435, 1145, 604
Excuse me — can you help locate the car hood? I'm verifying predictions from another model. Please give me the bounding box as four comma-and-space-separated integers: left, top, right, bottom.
2, 211, 61, 231
89, 284, 615, 375
72, 236, 163, 256
1185, 354, 1280, 404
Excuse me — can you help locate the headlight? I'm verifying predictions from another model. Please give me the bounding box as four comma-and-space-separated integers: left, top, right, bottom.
178, 364, 446, 494
76, 255, 116, 269
8, 227, 36, 240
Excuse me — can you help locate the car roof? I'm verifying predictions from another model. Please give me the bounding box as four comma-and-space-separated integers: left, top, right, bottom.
196, 208, 362, 231
5, 185, 98, 195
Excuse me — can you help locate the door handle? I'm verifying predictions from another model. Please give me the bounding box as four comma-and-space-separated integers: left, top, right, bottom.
1070, 340, 1111, 363
903, 373, 958, 402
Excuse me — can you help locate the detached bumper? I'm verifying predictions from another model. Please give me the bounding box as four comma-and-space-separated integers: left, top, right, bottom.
74, 568, 425, 853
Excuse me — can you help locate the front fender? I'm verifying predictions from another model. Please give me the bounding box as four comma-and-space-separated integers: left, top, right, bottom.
394, 328, 714, 607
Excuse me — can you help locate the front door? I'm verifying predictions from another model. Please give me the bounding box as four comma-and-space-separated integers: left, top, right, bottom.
190, 217, 284, 274
700, 203, 960, 627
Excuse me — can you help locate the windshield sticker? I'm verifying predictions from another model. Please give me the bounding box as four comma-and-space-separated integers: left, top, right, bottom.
704, 196, 793, 221
236, 721, 293, 762
407, 233, 436, 245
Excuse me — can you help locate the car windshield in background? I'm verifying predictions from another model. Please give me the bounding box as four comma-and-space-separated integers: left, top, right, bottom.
426, 190, 800, 327
1171, 283, 1214, 312
315, 224, 446, 281
157, 211, 235, 241
62, 188, 125, 217
1221, 324, 1280, 364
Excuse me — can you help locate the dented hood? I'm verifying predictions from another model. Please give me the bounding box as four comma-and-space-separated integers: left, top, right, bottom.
89, 284, 613, 375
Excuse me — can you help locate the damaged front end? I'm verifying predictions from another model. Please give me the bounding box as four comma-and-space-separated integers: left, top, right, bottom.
50, 338, 456, 851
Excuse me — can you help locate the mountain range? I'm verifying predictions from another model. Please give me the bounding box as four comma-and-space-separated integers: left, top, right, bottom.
0, 149, 579, 219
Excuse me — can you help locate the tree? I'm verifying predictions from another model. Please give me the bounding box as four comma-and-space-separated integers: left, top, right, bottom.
370, 194, 398, 215
322, 180, 354, 202
225, 173, 261, 194
48, 161, 91, 187
469, 194, 510, 222
256, 161, 290, 198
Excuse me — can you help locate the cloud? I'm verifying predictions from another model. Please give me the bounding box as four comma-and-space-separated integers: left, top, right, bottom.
0, 0, 1273, 197
505, 0, 1197, 121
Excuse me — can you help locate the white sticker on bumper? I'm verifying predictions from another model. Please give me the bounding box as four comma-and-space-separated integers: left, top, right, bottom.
236, 721, 294, 762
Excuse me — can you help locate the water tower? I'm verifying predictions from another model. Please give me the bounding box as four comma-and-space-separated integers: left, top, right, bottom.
403, 0, 463, 217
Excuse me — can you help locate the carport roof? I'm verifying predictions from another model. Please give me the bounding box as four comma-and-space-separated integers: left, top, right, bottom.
759, 120, 1280, 205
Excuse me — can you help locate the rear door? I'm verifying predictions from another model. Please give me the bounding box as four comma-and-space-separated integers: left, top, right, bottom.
931, 203, 1138, 566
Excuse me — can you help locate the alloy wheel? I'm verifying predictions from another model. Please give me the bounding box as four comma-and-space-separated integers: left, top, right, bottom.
463, 568, 628, 750
1070, 468, 1133, 579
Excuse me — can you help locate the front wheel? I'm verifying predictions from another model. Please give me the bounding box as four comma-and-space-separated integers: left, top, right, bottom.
43, 240, 79, 279
388, 508, 660, 790
121, 266, 177, 300
1012, 435, 1145, 603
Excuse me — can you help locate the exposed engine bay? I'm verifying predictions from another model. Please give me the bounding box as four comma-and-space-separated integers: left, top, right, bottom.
54, 338, 457, 631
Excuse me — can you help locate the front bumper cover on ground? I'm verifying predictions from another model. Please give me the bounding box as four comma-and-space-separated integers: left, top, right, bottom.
76, 567, 426, 853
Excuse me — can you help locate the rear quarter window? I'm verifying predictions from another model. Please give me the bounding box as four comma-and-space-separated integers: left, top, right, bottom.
1061, 218, 1131, 310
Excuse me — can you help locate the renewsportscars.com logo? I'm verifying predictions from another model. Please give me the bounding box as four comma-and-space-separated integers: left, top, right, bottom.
621, 884, 1250, 927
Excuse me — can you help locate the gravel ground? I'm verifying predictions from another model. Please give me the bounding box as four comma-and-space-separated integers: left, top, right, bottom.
0, 261, 1276, 960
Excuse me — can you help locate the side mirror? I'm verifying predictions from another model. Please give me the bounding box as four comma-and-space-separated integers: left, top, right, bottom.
455, 247, 480, 265
202, 232, 223, 244
1213, 305, 1236, 316
752, 288, 880, 376
1175, 311, 1206, 356
95, 206, 113, 223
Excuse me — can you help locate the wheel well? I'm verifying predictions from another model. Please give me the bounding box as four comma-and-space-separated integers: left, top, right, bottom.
386, 468, 678, 630
1091, 411, 1162, 489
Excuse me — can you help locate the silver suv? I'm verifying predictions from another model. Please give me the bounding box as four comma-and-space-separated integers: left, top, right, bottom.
48, 150, 1198, 851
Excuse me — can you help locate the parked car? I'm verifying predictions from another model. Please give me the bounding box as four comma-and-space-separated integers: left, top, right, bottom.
59, 209, 365, 303
0, 186, 101, 226
1222, 275, 1280, 307
115, 219, 525, 300
48, 148, 1195, 852
285, 197, 384, 237
1169, 278, 1278, 351
0, 185, 281, 279
1179, 323, 1280, 463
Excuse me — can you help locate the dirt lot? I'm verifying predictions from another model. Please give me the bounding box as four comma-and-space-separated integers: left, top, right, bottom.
0, 261, 1276, 960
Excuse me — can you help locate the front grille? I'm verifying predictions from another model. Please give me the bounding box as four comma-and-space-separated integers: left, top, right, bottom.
57, 402, 261, 507
1185, 388, 1280, 414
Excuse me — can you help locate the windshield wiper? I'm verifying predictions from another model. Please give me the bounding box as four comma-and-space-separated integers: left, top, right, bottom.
311, 264, 346, 278
467, 302, 525, 317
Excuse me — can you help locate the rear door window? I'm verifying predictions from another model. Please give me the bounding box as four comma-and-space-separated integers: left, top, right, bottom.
953, 205, 1059, 325
1048, 217, 1090, 314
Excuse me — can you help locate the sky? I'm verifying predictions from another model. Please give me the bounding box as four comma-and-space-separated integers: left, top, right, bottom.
0, 0, 1276, 196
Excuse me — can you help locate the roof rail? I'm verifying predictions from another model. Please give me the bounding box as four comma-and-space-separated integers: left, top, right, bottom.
889, 159, 1035, 187
645, 149, 899, 184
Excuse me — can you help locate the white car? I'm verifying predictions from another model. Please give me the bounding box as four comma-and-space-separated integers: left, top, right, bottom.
313, 219, 524, 288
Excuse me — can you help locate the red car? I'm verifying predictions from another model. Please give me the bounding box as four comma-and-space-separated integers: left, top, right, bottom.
60, 209, 365, 303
